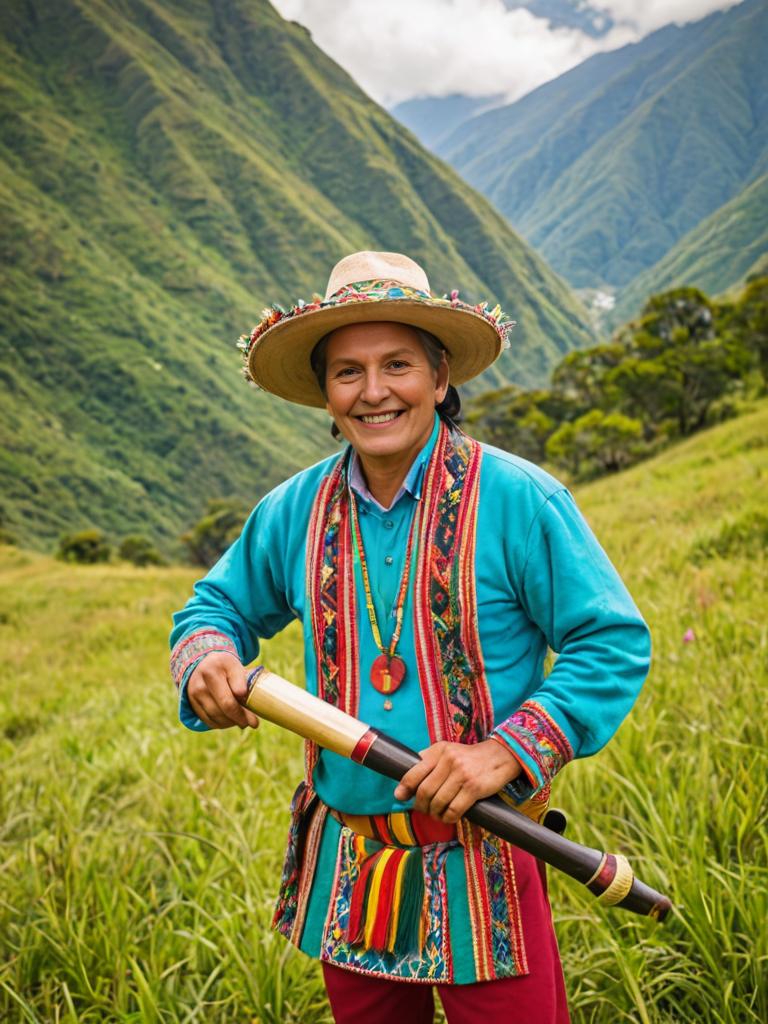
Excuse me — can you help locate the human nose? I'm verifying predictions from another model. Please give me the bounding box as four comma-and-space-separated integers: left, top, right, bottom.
360, 368, 391, 405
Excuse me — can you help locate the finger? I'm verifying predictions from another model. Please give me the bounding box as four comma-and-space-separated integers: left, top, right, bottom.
191, 689, 237, 729
411, 759, 453, 815
394, 753, 438, 801
440, 794, 470, 825
224, 661, 260, 729
424, 775, 463, 819
205, 669, 255, 728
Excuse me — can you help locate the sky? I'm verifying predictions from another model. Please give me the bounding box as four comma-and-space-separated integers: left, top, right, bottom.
271, 0, 744, 107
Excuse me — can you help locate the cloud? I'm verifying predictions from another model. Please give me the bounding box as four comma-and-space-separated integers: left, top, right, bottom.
594, 0, 742, 34
272, 1, 742, 106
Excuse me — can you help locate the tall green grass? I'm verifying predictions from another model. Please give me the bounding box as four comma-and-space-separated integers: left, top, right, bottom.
1, 404, 766, 1022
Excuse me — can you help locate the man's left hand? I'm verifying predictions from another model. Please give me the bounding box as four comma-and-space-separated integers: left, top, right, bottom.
393, 739, 523, 823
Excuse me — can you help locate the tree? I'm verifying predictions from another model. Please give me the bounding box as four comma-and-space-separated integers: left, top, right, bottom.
182, 498, 249, 567
609, 288, 753, 435
465, 386, 561, 462
550, 343, 624, 414
718, 276, 768, 386
57, 529, 111, 564
546, 410, 644, 478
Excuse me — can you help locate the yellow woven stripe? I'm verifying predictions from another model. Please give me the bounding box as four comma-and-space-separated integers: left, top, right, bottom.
390, 813, 416, 846
344, 814, 375, 840
363, 848, 396, 948
387, 852, 408, 951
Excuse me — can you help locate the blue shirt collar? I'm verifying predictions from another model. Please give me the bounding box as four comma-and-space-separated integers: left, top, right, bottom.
348, 414, 441, 511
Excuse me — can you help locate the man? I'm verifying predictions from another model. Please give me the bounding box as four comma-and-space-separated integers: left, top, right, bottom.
170, 251, 651, 1023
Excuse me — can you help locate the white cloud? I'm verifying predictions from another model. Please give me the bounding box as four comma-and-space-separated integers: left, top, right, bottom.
595, 0, 742, 34
272, 0, 743, 106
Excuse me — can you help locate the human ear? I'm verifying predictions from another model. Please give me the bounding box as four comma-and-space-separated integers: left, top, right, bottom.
434, 355, 450, 404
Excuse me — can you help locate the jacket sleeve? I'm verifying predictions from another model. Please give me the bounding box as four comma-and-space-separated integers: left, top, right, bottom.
169, 493, 296, 731
490, 488, 651, 800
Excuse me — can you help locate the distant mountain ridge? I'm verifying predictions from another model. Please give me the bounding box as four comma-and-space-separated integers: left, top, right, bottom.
0, 0, 594, 551
434, 0, 767, 295
611, 171, 768, 326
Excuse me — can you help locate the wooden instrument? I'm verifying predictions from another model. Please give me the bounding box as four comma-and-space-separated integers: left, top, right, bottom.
245, 667, 672, 921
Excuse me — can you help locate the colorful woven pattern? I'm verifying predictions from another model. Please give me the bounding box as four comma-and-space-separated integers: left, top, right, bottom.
321, 827, 453, 981
414, 424, 492, 745
494, 700, 574, 792
238, 279, 514, 379
333, 809, 458, 848
273, 783, 328, 944
169, 628, 238, 689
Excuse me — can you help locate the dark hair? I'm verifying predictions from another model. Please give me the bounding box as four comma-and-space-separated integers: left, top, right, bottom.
310, 326, 461, 441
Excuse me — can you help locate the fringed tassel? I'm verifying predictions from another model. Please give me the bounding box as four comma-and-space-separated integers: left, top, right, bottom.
392, 847, 424, 955
346, 844, 425, 956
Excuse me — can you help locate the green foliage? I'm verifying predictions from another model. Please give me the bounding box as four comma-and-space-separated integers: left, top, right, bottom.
463, 386, 566, 462
118, 533, 164, 567
545, 409, 644, 477
469, 280, 766, 480
56, 527, 111, 564
0, 0, 595, 556
1, 404, 766, 1021
182, 498, 249, 567
689, 510, 768, 564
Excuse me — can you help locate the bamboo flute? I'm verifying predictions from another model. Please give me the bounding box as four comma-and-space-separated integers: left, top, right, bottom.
244, 667, 672, 922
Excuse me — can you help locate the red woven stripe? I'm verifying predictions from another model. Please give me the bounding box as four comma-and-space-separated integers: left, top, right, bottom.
370, 849, 406, 950
410, 810, 457, 846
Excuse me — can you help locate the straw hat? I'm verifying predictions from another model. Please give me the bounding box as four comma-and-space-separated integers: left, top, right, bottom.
239, 251, 513, 408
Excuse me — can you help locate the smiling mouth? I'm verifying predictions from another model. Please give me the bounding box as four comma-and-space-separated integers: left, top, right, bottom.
356, 411, 404, 424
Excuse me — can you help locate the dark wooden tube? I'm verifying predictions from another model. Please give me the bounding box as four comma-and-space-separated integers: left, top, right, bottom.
355, 730, 671, 922
246, 671, 671, 921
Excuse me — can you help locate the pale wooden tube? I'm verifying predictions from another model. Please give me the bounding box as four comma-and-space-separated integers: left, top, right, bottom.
244, 668, 369, 757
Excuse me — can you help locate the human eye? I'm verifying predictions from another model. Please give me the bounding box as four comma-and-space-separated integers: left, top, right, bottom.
387, 359, 409, 370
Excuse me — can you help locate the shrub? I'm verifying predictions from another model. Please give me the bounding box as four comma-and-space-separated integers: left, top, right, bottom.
182, 498, 248, 567
57, 528, 111, 564
118, 534, 164, 567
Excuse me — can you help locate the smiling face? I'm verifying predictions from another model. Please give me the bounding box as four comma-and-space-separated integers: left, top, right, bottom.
323, 321, 449, 469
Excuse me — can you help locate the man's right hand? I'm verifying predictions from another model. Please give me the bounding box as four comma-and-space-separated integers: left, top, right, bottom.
186, 652, 260, 730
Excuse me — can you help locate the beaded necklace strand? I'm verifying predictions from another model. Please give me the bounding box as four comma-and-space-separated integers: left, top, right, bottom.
348, 487, 420, 710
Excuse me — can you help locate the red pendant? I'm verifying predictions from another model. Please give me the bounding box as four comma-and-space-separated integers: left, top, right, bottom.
370, 654, 406, 695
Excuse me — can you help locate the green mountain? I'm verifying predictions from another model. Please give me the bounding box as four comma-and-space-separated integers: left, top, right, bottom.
611, 172, 768, 327
390, 94, 505, 153
0, 0, 595, 553
437, 0, 768, 292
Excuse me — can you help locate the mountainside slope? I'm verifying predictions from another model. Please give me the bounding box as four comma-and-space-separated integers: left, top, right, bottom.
0, 0, 594, 551
612, 172, 768, 326
438, 0, 768, 291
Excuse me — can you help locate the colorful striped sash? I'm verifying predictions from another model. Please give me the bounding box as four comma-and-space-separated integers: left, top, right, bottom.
331, 808, 458, 847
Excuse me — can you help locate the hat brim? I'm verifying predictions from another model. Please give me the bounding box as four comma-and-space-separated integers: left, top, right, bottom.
247, 299, 504, 408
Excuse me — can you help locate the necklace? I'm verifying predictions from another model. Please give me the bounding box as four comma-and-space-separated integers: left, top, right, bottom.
348, 488, 419, 710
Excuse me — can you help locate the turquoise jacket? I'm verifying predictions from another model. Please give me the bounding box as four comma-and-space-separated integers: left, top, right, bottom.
170, 416, 651, 980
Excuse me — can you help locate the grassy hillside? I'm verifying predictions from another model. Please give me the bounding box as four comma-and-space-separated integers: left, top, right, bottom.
612, 172, 768, 327
0, 0, 594, 554
1, 403, 766, 1022
438, 0, 768, 293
